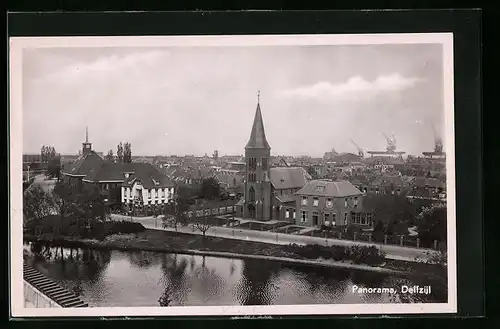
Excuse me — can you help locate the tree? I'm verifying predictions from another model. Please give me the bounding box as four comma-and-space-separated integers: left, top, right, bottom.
364, 194, 416, 228
47, 156, 62, 180
105, 149, 115, 163
201, 177, 220, 200
123, 142, 132, 163
23, 185, 55, 233
416, 203, 447, 247
192, 206, 213, 238
117, 143, 124, 163
41, 145, 57, 163
306, 166, 317, 178
162, 197, 189, 232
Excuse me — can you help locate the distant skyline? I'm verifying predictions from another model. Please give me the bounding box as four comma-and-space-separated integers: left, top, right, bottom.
22, 42, 445, 157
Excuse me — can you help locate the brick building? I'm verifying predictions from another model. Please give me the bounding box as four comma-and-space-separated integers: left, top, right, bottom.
295, 179, 373, 228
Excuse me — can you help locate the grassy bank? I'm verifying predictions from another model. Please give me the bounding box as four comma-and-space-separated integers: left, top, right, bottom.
24, 228, 444, 278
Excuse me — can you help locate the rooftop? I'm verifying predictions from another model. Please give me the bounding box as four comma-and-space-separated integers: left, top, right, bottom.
296, 180, 362, 197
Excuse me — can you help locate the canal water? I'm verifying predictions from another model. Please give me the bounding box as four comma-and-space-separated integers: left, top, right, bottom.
23, 244, 447, 307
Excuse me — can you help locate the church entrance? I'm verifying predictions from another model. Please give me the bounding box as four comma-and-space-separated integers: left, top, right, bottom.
247, 203, 256, 219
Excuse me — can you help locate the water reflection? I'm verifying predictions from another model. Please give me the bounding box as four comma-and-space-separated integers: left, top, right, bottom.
23, 244, 446, 307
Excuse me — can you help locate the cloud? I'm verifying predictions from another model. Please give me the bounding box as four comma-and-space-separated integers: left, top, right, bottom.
31, 50, 169, 84
280, 73, 422, 102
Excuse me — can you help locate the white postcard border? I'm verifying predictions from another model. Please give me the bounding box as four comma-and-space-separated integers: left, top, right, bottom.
9, 33, 456, 317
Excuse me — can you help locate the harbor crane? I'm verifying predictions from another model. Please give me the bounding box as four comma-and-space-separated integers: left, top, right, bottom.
349, 139, 364, 158
382, 133, 397, 153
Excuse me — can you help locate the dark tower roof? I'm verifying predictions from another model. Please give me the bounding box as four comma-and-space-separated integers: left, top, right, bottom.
245, 95, 271, 150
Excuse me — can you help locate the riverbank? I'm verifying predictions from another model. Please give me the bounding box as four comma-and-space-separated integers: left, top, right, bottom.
24, 228, 445, 278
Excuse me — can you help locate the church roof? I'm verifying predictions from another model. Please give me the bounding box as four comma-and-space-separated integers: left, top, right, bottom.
245, 102, 271, 150
270, 167, 309, 190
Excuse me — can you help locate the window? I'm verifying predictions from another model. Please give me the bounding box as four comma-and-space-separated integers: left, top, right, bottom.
354, 197, 358, 207
285, 210, 290, 219
326, 198, 333, 208
361, 213, 366, 225
248, 157, 257, 170
248, 186, 255, 202
301, 211, 307, 222
344, 198, 348, 207
248, 173, 256, 182
351, 211, 356, 223
356, 212, 361, 224
313, 197, 319, 207
301, 196, 308, 206
155, 189, 159, 198
261, 157, 268, 170
331, 213, 336, 225
292, 210, 296, 219
344, 212, 348, 225
148, 190, 151, 199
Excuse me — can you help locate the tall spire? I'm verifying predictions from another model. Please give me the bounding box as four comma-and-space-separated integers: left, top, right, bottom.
245, 91, 271, 150
85, 126, 88, 143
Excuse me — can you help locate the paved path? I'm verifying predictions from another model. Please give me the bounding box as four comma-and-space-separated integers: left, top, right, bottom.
31, 174, 57, 193
110, 214, 436, 262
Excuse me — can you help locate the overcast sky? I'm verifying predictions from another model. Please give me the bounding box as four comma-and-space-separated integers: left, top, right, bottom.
22, 43, 445, 157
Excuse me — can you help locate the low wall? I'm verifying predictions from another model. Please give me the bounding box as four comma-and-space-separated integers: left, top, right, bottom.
24, 280, 62, 308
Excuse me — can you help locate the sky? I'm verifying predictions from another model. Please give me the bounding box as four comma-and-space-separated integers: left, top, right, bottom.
22, 43, 445, 157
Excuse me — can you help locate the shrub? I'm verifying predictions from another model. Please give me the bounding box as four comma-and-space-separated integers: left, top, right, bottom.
284, 243, 385, 266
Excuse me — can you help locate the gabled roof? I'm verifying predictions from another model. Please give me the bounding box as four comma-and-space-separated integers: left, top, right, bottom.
83, 162, 174, 189
245, 102, 271, 150
270, 167, 309, 190
296, 180, 362, 197
63, 151, 103, 176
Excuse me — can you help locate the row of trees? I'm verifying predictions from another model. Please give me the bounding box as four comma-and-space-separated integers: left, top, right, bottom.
105, 142, 132, 163
40, 145, 57, 163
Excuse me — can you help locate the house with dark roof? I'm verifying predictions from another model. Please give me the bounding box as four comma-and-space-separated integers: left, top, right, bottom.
61, 130, 174, 214
269, 167, 310, 221
294, 180, 373, 228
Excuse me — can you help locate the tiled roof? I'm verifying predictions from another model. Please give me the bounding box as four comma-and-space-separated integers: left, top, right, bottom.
270, 167, 309, 190
245, 102, 271, 150
63, 151, 103, 176
84, 162, 174, 189
275, 194, 296, 204
296, 180, 362, 197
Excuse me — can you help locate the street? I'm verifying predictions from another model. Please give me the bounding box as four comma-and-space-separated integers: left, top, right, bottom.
31, 174, 57, 193
109, 214, 437, 262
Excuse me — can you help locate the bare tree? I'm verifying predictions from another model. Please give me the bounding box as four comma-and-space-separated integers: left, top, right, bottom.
192, 206, 213, 238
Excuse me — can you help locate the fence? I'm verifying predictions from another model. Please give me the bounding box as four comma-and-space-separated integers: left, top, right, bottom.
185, 205, 236, 218
306, 229, 438, 249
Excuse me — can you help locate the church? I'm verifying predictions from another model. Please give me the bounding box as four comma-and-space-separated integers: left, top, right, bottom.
235, 93, 310, 222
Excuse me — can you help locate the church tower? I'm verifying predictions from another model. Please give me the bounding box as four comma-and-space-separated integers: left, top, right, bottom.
243, 91, 272, 221
82, 126, 92, 156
